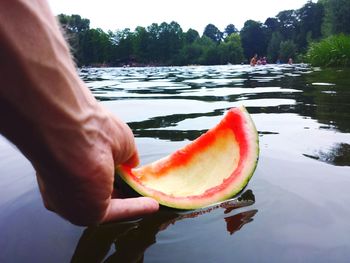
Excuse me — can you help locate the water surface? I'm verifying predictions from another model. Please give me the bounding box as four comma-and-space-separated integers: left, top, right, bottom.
1, 65, 350, 262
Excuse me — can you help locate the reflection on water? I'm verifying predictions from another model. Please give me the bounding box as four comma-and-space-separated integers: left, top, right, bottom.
86, 65, 350, 166
71, 190, 256, 263
80, 65, 350, 262
2, 64, 350, 262
303, 143, 350, 166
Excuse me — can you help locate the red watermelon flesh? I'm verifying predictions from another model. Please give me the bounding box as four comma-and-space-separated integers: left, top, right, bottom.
116, 106, 259, 209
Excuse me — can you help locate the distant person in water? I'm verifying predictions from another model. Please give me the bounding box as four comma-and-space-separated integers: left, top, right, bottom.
288, 58, 293, 65
256, 58, 262, 65
250, 54, 258, 66
0, 0, 159, 226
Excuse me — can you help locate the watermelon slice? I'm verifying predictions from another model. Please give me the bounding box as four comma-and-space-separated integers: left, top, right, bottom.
116, 106, 259, 209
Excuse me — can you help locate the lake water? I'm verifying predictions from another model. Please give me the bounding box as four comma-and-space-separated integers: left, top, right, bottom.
1, 64, 350, 262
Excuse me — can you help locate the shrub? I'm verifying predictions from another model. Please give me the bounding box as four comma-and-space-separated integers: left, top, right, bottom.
306, 34, 350, 67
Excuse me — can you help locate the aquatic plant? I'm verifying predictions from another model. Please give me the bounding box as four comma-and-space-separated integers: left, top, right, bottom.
306, 34, 350, 67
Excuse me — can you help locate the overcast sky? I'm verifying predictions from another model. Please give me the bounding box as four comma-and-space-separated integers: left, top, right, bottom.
48, 0, 312, 34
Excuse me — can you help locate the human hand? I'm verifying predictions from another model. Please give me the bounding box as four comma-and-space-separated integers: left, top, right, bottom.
35, 105, 159, 226
0, 0, 158, 226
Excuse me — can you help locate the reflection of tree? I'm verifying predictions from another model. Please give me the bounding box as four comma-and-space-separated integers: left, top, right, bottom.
71, 190, 257, 263
304, 69, 350, 133
128, 110, 223, 141
303, 143, 350, 166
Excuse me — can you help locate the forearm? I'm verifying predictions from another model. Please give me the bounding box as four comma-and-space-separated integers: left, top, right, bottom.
0, 0, 110, 223
0, 0, 158, 226
0, 0, 96, 112
0, 0, 99, 167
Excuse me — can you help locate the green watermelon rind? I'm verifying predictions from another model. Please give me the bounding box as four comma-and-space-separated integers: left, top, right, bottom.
116, 106, 259, 209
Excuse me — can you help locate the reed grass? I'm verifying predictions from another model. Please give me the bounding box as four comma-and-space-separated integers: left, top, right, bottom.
306, 34, 350, 67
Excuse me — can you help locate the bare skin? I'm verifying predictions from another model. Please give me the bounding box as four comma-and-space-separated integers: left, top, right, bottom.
0, 0, 159, 226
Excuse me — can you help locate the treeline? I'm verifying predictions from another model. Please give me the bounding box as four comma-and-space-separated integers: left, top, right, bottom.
58, 0, 350, 67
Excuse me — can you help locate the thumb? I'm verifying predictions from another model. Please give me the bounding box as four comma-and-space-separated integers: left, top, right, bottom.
101, 197, 159, 223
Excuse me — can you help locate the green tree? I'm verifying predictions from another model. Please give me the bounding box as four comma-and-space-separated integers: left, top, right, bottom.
78, 28, 114, 65
264, 17, 281, 60
264, 17, 280, 33
320, 0, 350, 35
112, 28, 134, 64
146, 23, 161, 62
58, 14, 90, 33
195, 36, 217, 65
276, 9, 299, 40
267, 32, 283, 63
279, 40, 297, 62
240, 20, 268, 60
57, 14, 91, 61
203, 24, 223, 43
224, 24, 238, 39
184, 29, 200, 44
133, 26, 150, 63
296, 1, 324, 50
178, 29, 200, 65
178, 44, 202, 65
219, 33, 244, 64
158, 21, 183, 63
